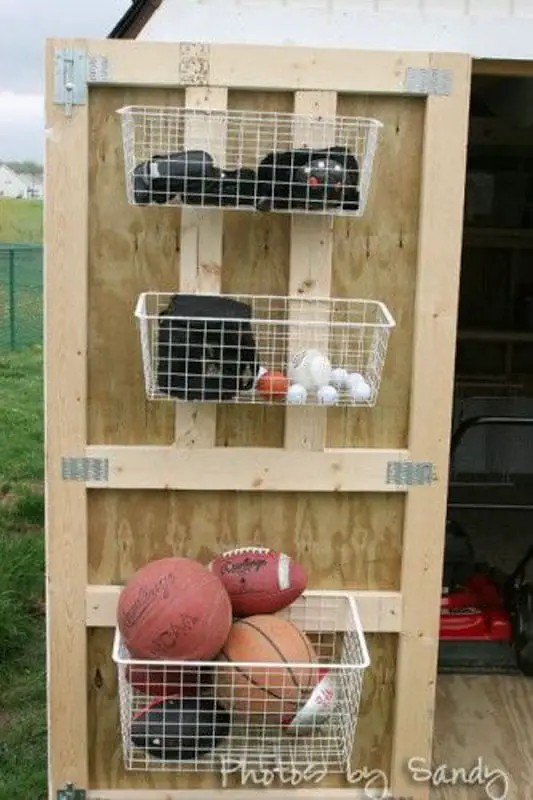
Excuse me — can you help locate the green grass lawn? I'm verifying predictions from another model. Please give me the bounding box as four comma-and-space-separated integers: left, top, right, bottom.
0, 346, 47, 799
0, 198, 43, 244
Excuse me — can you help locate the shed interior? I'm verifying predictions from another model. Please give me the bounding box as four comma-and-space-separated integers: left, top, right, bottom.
432, 72, 533, 799
448, 73, 533, 586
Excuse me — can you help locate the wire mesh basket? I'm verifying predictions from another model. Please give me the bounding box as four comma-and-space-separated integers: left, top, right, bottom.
134, 292, 395, 407
117, 105, 383, 216
112, 591, 370, 783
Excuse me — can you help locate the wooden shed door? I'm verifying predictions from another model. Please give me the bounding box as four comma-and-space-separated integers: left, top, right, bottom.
45, 39, 471, 800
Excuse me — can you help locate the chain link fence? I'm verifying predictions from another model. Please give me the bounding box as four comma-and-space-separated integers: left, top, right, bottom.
0, 244, 43, 352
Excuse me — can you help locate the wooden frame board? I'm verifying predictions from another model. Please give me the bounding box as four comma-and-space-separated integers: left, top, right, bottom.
45, 38, 471, 800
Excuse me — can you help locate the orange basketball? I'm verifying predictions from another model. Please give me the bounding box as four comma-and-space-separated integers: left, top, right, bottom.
256, 371, 289, 400
117, 557, 232, 661
215, 614, 319, 721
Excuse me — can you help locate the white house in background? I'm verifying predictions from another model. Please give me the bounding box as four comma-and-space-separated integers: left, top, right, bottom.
0, 164, 29, 199
17, 172, 43, 199
0, 164, 43, 199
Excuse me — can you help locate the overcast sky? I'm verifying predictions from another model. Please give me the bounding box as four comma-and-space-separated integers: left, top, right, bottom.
0, 1, 130, 163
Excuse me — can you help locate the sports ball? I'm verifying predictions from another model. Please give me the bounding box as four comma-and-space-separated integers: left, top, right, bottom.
282, 667, 340, 736
216, 614, 319, 720
256, 370, 290, 400
288, 349, 332, 390
329, 367, 349, 390
286, 383, 307, 404
126, 663, 210, 698
208, 546, 307, 617
316, 385, 338, 406
117, 556, 232, 660
131, 695, 230, 761
347, 373, 372, 403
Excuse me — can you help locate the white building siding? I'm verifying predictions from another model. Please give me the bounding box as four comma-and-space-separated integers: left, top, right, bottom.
138, 0, 533, 60
0, 165, 29, 199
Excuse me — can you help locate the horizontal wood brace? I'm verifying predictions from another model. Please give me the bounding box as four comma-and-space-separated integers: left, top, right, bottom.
81, 446, 416, 492
86, 586, 402, 633
84, 38, 435, 94
87, 791, 387, 799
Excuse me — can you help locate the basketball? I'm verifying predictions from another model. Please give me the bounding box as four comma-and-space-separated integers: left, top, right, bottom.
117, 556, 233, 660
215, 614, 319, 721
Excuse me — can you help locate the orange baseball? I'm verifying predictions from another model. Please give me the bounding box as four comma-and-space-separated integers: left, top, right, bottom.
256, 371, 290, 400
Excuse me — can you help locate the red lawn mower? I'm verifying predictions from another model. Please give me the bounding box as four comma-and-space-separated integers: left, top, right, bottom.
439, 415, 533, 676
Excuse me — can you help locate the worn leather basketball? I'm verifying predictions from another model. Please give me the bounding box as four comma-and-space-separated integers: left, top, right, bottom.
117, 556, 233, 660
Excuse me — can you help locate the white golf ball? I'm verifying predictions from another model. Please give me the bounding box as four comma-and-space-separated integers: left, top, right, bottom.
347, 371, 365, 387
316, 385, 338, 405
288, 349, 332, 390
286, 383, 308, 404
348, 376, 372, 403
330, 367, 349, 390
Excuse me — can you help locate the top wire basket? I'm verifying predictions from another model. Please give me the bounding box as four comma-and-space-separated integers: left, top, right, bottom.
117, 105, 383, 217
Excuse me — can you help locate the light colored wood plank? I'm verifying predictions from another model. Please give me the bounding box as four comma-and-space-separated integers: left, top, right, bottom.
209, 45, 430, 93
433, 675, 533, 799
84, 444, 412, 491
284, 91, 337, 451
44, 38, 90, 793
87, 791, 389, 799
175, 87, 228, 447
84, 38, 432, 93
390, 52, 472, 800
86, 585, 402, 632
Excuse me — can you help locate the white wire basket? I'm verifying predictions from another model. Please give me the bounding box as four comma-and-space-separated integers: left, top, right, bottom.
112, 591, 370, 782
117, 105, 383, 216
134, 292, 395, 407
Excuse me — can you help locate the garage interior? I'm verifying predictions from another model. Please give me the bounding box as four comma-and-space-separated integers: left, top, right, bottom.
432, 67, 533, 797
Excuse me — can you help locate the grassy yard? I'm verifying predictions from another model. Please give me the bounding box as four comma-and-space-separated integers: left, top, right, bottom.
0, 198, 43, 244
0, 346, 47, 799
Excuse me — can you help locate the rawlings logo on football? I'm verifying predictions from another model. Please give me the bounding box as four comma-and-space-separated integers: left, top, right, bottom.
221, 557, 268, 575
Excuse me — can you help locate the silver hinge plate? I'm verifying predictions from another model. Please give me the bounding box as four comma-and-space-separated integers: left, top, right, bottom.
61, 457, 109, 483
54, 48, 109, 114
386, 460, 436, 487
57, 784, 86, 800
404, 67, 453, 96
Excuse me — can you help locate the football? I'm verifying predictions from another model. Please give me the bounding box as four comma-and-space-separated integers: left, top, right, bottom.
208, 546, 307, 617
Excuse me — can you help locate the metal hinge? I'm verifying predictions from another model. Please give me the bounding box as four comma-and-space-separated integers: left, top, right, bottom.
54, 47, 109, 116
404, 67, 453, 96
386, 460, 436, 487
57, 783, 86, 800
61, 456, 109, 482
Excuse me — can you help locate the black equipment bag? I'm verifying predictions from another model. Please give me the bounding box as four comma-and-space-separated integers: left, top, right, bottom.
255, 145, 360, 212
156, 294, 259, 401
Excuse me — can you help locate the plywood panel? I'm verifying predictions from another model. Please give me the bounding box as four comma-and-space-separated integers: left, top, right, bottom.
329, 94, 425, 451
86, 86, 423, 791
87, 86, 185, 447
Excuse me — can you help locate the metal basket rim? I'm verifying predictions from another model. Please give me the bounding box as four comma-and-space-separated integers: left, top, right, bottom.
133, 292, 396, 330
115, 104, 384, 129
111, 589, 371, 670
